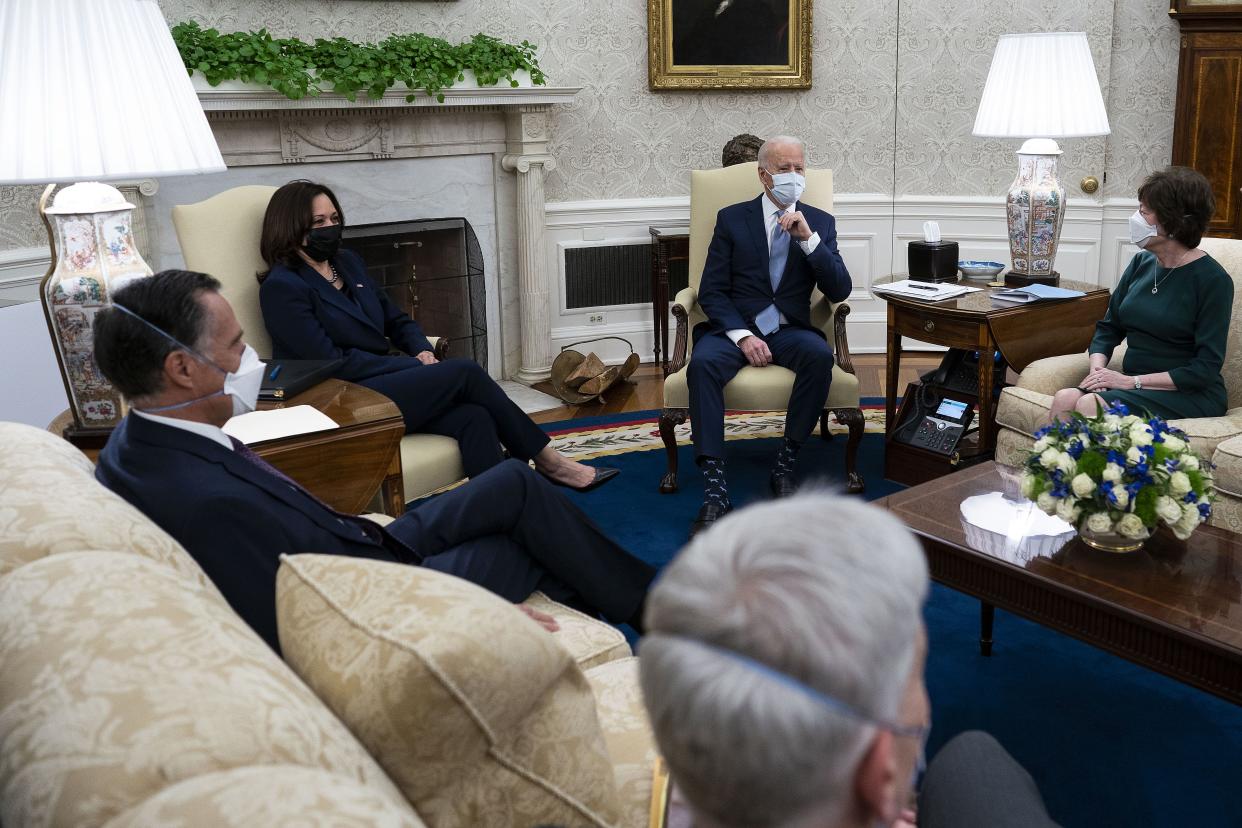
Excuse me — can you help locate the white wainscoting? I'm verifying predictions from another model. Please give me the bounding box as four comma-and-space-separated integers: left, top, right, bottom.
545, 194, 1143, 364
0, 246, 50, 304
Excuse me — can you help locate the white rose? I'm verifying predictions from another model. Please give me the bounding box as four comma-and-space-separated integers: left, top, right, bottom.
1036, 492, 1057, 515
1020, 472, 1038, 500
1169, 471, 1192, 496
1116, 513, 1148, 540
1102, 463, 1124, 482
1071, 473, 1096, 498
1039, 448, 1060, 469
1056, 498, 1081, 524
1126, 447, 1144, 465
1172, 508, 1201, 541
1131, 428, 1153, 448
1085, 512, 1114, 534
1032, 436, 1050, 453
1182, 454, 1200, 471
1162, 434, 1185, 453
1056, 453, 1077, 476
1156, 496, 1183, 525
1102, 414, 1122, 430
1110, 486, 1129, 509
1121, 415, 1140, 428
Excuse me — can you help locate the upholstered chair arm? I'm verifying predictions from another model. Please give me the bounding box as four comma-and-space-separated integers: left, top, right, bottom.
427, 336, 450, 360
1016, 345, 1127, 394
667, 286, 699, 375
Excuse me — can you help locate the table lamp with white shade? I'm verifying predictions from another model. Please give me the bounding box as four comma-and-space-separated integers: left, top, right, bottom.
973, 32, 1111, 285
0, 0, 224, 443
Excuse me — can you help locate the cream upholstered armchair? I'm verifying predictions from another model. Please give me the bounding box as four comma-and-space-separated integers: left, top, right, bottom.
171, 185, 465, 504
995, 237, 1242, 530
658, 163, 865, 494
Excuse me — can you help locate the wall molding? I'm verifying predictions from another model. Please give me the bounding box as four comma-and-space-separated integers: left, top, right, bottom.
0, 246, 50, 303
545, 193, 1142, 361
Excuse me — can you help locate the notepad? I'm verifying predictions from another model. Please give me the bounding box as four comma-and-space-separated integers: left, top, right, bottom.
222, 405, 340, 445
990, 283, 1086, 304
873, 280, 981, 301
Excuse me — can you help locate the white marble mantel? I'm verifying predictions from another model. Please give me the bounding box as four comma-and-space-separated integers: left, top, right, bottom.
167, 82, 580, 383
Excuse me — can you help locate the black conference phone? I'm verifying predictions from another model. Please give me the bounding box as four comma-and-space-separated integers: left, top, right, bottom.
890, 350, 995, 456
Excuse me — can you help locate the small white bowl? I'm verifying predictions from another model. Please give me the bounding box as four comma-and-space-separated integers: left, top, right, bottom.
958, 260, 1006, 281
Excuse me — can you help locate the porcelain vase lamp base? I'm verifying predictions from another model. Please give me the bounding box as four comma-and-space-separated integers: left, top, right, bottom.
1004, 138, 1066, 286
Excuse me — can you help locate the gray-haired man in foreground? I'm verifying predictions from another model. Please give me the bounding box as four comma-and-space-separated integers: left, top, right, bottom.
640, 494, 1059, 828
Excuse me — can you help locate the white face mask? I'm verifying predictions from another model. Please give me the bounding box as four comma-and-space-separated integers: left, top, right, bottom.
1128, 210, 1159, 249
112, 303, 265, 417
766, 170, 805, 206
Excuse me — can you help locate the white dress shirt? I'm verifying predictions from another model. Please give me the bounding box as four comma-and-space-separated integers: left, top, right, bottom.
132, 408, 234, 451
726, 193, 822, 346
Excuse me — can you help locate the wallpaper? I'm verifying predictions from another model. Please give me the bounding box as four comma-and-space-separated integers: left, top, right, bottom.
0, 0, 1180, 251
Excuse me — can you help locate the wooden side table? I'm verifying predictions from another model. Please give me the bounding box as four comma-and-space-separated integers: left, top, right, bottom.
649, 226, 689, 375
48, 379, 407, 516
874, 275, 1111, 457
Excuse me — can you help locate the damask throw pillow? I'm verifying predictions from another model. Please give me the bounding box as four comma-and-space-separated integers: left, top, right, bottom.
274, 554, 623, 828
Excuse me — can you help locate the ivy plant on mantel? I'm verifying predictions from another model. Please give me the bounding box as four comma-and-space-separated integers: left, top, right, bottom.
171, 22, 547, 103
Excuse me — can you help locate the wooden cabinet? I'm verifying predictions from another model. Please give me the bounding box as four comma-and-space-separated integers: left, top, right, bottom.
1171, 4, 1242, 238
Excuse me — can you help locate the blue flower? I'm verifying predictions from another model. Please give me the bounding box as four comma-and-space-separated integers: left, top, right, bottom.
1107, 450, 1126, 465
1051, 483, 1070, 498
1034, 424, 1052, 440
1200, 502, 1213, 518
1067, 441, 1084, 459
1109, 402, 1130, 416
1184, 491, 1199, 503
1126, 481, 1143, 498
1166, 459, 1180, 472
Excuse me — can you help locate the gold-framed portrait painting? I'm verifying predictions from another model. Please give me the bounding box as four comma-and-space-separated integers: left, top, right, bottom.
648, 0, 813, 91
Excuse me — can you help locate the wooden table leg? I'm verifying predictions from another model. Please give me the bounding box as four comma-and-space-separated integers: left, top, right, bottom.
977, 341, 996, 451
886, 306, 902, 434
980, 601, 995, 656
381, 450, 406, 517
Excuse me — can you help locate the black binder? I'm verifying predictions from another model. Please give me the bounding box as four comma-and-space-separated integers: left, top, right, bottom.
259, 358, 344, 401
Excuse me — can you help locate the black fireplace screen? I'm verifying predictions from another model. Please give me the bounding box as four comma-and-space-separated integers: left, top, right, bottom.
342, 217, 486, 367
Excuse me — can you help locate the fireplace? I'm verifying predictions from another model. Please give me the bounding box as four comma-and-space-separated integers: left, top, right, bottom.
343, 218, 486, 366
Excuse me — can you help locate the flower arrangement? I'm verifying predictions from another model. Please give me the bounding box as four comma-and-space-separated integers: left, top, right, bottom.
1021, 403, 1215, 542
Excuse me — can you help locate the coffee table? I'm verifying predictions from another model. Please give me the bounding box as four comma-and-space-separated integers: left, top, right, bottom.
878, 462, 1242, 706
49, 379, 406, 517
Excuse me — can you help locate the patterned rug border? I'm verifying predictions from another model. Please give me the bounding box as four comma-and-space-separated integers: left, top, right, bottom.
546, 407, 888, 461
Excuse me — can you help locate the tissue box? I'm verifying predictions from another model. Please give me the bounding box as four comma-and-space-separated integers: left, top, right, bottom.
908, 241, 959, 283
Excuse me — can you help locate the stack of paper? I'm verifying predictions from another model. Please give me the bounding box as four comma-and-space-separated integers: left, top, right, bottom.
222, 405, 340, 444
873, 280, 981, 301
990, 283, 1085, 304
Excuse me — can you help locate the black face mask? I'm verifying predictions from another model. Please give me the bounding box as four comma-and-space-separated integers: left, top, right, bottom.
304, 224, 343, 262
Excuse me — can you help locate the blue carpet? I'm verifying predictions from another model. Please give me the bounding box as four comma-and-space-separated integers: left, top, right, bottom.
544, 420, 1242, 828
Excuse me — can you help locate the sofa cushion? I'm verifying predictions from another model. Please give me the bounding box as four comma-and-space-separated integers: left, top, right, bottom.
102, 766, 424, 827
275, 554, 622, 828
0, 423, 219, 598
584, 657, 658, 828
0, 552, 403, 828
523, 590, 632, 671
663, 363, 859, 411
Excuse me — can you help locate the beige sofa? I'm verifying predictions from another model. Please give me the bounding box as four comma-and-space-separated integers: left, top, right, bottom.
0, 422, 656, 827
994, 237, 1242, 532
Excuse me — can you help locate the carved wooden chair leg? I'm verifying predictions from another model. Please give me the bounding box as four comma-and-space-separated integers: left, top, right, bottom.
658, 408, 688, 493
832, 407, 866, 494
819, 410, 833, 441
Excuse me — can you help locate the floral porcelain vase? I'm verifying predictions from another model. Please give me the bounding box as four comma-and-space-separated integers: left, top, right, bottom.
41, 182, 151, 432
1006, 144, 1065, 278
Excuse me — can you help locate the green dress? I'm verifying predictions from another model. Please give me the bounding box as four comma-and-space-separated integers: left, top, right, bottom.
1091, 250, 1233, 419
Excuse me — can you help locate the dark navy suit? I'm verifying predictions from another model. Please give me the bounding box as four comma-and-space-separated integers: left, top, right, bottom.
689, 196, 852, 459
259, 249, 549, 476
96, 414, 654, 653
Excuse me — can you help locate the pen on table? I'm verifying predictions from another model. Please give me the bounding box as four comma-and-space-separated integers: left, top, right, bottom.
906, 283, 938, 291
268, 364, 282, 381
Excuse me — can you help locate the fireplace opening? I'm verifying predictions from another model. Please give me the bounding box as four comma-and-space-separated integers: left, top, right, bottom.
342, 217, 486, 367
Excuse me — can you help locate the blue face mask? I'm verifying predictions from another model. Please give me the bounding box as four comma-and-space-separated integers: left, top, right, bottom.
111, 303, 265, 417
766, 169, 806, 206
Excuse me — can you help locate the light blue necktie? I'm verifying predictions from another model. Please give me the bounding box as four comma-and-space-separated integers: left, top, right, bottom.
755, 216, 789, 336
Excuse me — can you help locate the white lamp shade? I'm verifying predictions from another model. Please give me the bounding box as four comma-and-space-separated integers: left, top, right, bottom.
0, 0, 225, 184
972, 32, 1111, 139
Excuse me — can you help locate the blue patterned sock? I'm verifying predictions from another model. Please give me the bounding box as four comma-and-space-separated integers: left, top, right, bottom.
773, 437, 801, 477
700, 456, 729, 508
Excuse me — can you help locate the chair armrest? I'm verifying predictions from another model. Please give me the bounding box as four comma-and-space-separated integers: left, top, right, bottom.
1015, 345, 1126, 395
828, 300, 855, 376
427, 335, 449, 360
667, 287, 699, 375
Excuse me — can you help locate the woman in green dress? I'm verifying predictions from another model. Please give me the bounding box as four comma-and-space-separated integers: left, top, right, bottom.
1050, 166, 1232, 421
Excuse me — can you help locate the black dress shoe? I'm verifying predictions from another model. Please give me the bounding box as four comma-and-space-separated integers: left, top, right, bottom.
542, 465, 621, 492
689, 501, 732, 540
770, 472, 797, 498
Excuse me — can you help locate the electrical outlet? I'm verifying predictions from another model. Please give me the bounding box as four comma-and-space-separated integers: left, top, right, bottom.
588, 313, 605, 324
